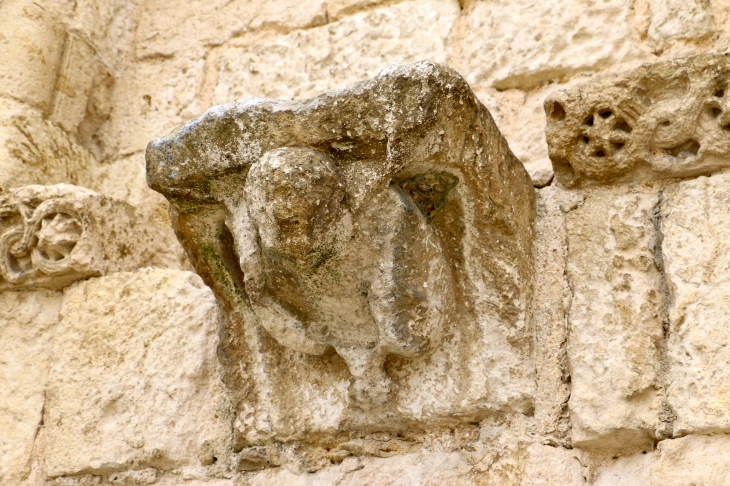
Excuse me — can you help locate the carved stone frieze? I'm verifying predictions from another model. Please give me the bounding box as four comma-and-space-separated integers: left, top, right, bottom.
146, 62, 536, 435
0, 184, 166, 290
545, 53, 730, 186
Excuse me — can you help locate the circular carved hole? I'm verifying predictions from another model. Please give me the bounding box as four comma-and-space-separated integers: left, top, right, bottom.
715, 89, 725, 98
582, 136, 590, 144
712, 107, 722, 118
661, 120, 671, 126
614, 120, 633, 133
585, 115, 594, 126
612, 142, 625, 150
595, 150, 606, 157
599, 110, 612, 119
550, 101, 566, 120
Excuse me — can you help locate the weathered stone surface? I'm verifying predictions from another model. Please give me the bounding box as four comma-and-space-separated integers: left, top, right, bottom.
0, 290, 61, 485
210, 0, 460, 104
661, 171, 730, 435
650, 433, 730, 485
593, 434, 730, 485
0, 1, 66, 113
48, 34, 114, 150
647, 0, 716, 53
592, 452, 652, 486
133, 0, 327, 59
244, 441, 584, 486
565, 187, 664, 449
0, 185, 181, 290
546, 54, 730, 186
147, 62, 536, 438
44, 269, 232, 477
532, 186, 581, 445
97, 54, 206, 159
0, 98, 96, 190
448, 0, 642, 91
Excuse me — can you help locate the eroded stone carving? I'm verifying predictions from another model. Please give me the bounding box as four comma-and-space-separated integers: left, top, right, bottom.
0, 184, 165, 290
545, 53, 730, 186
147, 62, 535, 432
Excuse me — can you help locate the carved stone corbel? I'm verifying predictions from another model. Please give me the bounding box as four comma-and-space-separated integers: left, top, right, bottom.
146, 62, 536, 434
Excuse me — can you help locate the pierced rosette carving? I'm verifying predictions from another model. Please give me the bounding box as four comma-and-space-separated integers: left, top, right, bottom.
1, 197, 90, 288
546, 54, 730, 186
0, 185, 156, 290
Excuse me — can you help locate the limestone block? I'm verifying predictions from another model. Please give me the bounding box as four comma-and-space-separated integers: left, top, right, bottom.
565, 188, 664, 449
478, 443, 586, 486
44, 269, 232, 477
326, 0, 390, 20
88, 154, 191, 272
0, 185, 182, 290
147, 62, 536, 439
647, 0, 715, 52
476, 86, 562, 187
0, 290, 61, 485
248, 452, 474, 486
211, 0, 460, 103
592, 452, 653, 486
97, 54, 206, 158
650, 434, 730, 485
245, 443, 584, 486
660, 171, 730, 435
545, 54, 730, 187
0, 0, 66, 113
49, 34, 114, 144
449, 0, 642, 91
134, 0, 328, 59
61, 0, 144, 73
593, 434, 730, 485
0, 97, 96, 190
532, 186, 581, 444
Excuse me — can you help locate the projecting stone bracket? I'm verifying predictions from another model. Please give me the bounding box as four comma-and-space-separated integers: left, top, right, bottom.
147, 61, 536, 433
545, 53, 730, 187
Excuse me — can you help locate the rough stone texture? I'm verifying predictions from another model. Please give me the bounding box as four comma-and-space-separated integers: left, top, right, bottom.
593, 434, 730, 485
210, 0, 460, 104
0, 290, 61, 486
133, 0, 328, 59
0, 184, 184, 290
0, 98, 96, 191
546, 54, 730, 187
647, 0, 716, 53
660, 170, 730, 435
97, 54, 207, 159
565, 187, 665, 449
147, 62, 536, 437
532, 186, 581, 446
2, 0, 730, 483
44, 269, 232, 477
0, 1, 67, 113
245, 441, 585, 486
449, 0, 642, 92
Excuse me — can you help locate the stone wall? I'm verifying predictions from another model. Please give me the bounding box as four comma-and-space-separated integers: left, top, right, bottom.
2, 0, 730, 484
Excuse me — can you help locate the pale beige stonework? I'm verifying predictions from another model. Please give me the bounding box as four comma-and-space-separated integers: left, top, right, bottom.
565, 187, 664, 449
661, 170, 730, 435
1, 0, 730, 484
0, 290, 61, 486
210, 0, 460, 104
44, 269, 233, 478
593, 434, 730, 485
